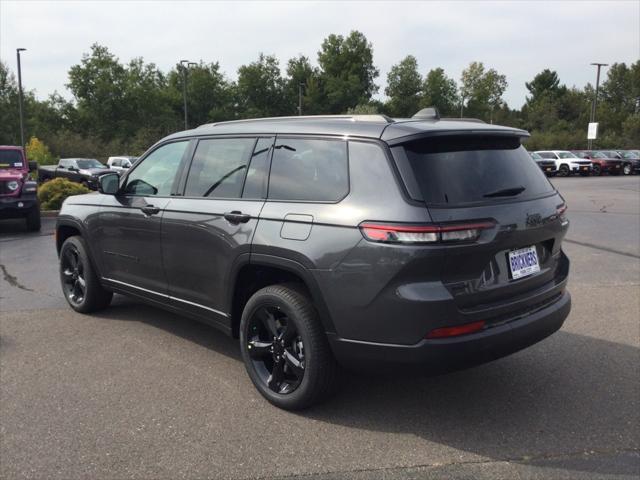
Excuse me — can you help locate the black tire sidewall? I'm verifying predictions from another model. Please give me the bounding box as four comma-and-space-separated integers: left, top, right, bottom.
59, 236, 111, 313
239, 286, 328, 410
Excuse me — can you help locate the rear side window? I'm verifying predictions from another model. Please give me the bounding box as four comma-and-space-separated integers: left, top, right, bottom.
268, 138, 348, 202
185, 138, 255, 198
393, 136, 554, 206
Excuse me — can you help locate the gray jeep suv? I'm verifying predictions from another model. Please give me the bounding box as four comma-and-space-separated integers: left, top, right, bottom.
56, 111, 571, 409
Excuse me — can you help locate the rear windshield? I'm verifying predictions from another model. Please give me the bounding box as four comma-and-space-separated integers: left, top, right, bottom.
0, 150, 24, 169
392, 136, 554, 206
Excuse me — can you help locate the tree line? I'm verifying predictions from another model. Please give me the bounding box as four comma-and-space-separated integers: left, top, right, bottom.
1, 30, 638, 162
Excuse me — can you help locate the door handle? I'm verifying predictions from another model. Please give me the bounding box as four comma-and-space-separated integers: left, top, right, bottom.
224, 211, 251, 224
140, 205, 160, 216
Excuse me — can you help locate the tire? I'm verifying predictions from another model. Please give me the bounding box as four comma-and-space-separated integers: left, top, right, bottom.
558, 164, 570, 177
592, 165, 601, 176
239, 284, 338, 410
59, 236, 112, 313
25, 207, 41, 231
623, 163, 632, 175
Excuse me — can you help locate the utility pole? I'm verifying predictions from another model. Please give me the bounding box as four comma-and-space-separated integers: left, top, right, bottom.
298, 83, 304, 116
16, 48, 27, 151
180, 60, 197, 130
588, 62, 608, 149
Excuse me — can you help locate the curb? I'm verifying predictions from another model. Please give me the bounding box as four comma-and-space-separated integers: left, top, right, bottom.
41, 210, 60, 218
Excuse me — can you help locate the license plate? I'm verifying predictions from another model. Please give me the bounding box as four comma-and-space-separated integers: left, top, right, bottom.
582, 167, 588, 171
508, 246, 540, 280
545, 167, 552, 171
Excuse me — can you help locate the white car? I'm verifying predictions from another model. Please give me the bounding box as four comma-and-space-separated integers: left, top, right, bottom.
533, 150, 592, 177
106, 156, 137, 174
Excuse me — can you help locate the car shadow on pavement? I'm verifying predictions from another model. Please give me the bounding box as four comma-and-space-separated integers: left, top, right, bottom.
92, 302, 639, 477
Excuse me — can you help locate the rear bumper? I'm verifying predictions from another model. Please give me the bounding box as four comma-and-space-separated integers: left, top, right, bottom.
328, 290, 570, 372
0, 196, 38, 219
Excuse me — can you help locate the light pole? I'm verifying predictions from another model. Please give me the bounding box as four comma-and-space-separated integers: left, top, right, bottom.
297, 82, 304, 116
588, 62, 608, 149
16, 48, 27, 151
180, 60, 197, 130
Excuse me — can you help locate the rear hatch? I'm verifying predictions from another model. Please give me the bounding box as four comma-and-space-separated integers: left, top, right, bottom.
391, 134, 569, 321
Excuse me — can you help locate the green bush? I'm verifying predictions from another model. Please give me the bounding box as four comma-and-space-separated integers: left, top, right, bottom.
37, 178, 90, 211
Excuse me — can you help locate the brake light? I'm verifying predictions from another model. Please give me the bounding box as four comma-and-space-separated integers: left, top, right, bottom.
556, 204, 567, 216
359, 221, 494, 244
426, 320, 485, 339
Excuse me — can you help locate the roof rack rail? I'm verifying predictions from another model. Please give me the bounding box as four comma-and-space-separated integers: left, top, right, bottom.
441, 117, 486, 124
197, 114, 395, 129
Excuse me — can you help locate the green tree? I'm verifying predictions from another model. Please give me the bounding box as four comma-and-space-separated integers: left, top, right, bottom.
421, 67, 458, 116
0, 61, 20, 144
285, 55, 324, 115
317, 31, 379, 113
237, 54, 288, 118
525, 69, 566, 104
25, 136, 56, 165
384, 55, 422, 117
460, 62, 508, 120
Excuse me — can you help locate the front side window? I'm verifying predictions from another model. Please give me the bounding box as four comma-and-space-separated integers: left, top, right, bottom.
184, 138, 255, 198
268, 138, 348, 202
124, 141, 188, 196
77, 159, 106, 169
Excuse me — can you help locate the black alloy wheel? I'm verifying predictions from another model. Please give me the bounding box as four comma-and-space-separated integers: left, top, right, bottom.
558, 164, 570, 177
59, 236, 113, 313
61, 243, 87, 307
246, 304, 305, 395
240, 284, 337, 410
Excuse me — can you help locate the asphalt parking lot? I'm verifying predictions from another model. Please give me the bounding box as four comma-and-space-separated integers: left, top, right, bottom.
1, 176, 639, 479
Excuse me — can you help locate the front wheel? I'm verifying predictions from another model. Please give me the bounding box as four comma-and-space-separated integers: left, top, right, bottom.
25, 207, 41, 231
558, 164, 570, 177
592, 165, 602, 176
623, 163, 632, 175
239, 284, 337, 410
59, 236, 112, 313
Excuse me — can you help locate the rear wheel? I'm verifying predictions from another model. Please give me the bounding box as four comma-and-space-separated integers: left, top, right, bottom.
59, 236, 112, 313
25, 207, 41, 231
239, 284, 337, 410
558, 164, 570, 177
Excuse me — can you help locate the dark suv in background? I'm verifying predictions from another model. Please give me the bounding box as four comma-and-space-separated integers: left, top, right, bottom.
56, 111, 571, 409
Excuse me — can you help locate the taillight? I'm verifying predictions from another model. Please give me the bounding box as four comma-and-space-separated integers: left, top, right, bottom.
556, 204, 569, 226
426, 320, 486, 339
359, 221, 494, 244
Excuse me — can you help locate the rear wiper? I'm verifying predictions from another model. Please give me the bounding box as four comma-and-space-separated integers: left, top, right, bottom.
483, 186, 526, 198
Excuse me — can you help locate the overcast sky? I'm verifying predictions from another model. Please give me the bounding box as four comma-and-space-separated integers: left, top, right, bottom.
1, 0, 638, 109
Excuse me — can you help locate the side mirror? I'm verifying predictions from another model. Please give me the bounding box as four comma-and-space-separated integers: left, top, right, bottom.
123, 163, 130, 169
98, 173, 120, 195
69, 166, 78, 172
28, 161, 38, 171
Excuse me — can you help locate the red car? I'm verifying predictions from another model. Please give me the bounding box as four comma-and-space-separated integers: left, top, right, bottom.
572, 150, 624, 176
0, 146, 41, 230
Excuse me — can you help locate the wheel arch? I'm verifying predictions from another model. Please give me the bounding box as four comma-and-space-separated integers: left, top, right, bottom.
228, 254, 336, 339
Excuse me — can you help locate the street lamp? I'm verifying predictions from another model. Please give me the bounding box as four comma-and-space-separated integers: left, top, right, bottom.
16, 48, 27, 151
297, 82, 304, 116
588, 62, 608, 149
180, 60, 197, 130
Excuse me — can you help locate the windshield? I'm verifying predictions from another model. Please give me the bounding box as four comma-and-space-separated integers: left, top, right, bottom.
0, 150, 24, 169
599, 151, 620, 159
394, 136, 554, 206
622, 151, 639, 159
530, 152, 541, 159
77, 159, 106, 169
592, 152, 608, 159
557, 151, 577, 159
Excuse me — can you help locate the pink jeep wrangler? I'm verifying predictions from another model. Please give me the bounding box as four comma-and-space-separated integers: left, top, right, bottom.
0, 146, 40, 231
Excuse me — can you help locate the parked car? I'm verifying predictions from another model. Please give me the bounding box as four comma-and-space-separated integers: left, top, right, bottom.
39, 158, 116, 189
573, 150, 624, 176
617, 150, 640, 174
107, 156, 137, 174
0, 146, 40, 230
533, 150, 592, 176
530, 151, 557, 176
56, 112, 571, 409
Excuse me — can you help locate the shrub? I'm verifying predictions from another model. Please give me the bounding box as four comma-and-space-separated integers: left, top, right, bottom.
37, 178, 90, 211
25, 136, 57, 166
